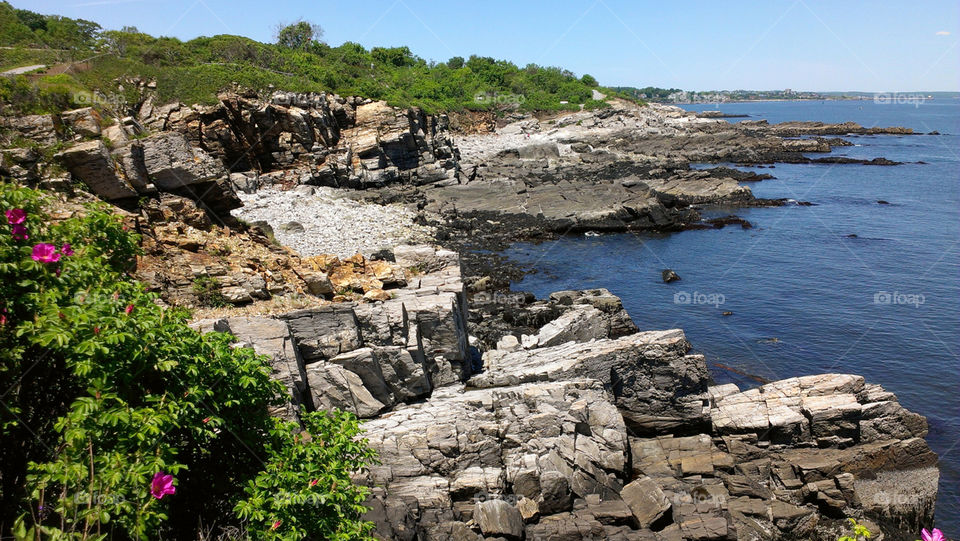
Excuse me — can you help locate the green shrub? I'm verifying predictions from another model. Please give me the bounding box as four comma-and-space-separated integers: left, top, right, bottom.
0, 184, 376, 540
234, 411, 377, 540
192, 275, 228, 308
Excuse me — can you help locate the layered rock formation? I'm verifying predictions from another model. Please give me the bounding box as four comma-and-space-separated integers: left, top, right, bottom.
191, 245, 472, 423
188, 246, 937, 540
147, 91, 460, 189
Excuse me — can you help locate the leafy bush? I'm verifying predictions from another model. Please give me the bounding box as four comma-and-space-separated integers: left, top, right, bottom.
0, 184, 376, 540
234, 412, 378, 540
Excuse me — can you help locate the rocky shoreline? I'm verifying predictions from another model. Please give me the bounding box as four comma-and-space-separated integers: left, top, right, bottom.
0, 90, 938, 540
189, 247, 938, 541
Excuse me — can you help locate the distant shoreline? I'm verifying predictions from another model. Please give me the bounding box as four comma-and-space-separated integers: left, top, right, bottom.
662, 96, 958, 105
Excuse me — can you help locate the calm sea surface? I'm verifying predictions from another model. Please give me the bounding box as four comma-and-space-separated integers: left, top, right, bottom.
504, 99, 960, 532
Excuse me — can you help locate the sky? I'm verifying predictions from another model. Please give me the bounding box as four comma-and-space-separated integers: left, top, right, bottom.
19, 0, 960, 92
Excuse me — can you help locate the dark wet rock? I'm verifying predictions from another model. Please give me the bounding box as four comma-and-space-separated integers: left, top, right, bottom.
662, 269, 681, 283
811, 156, 901, 166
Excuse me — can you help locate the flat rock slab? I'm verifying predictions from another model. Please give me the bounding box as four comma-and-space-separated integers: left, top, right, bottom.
710, 374, 928, 445
469, 329, 711, 434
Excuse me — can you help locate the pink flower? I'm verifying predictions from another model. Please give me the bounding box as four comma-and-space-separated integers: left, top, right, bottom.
11, 224, 28, 240
125, 304, 134, 315
31, 244, 60, 263
61, 243, 74, 256
270, 520, 281, 530
5, 209, 25, 225
922, 529, 945, 541
309, 479, 318, 487
150, 472, 176, 499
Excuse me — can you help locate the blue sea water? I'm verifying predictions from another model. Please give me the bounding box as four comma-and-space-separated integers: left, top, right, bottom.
504, 99, 960, 533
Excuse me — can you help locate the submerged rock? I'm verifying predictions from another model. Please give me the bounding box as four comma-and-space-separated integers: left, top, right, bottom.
662, 269, 681, 283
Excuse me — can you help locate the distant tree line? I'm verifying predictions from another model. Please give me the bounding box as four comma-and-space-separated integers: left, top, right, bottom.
0, 3, 613, 114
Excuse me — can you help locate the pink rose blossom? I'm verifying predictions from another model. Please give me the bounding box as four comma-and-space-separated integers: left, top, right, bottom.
11, 224, 28, 240
922, 529, 945, 541
31, 244, 60, 263
5, 209, 25, 225
61, 243, 74, 256
150, 472, 176, 499
125, 304, 134, 315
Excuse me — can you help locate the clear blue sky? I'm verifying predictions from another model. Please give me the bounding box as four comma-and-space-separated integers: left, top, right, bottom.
19, 0, 960, 91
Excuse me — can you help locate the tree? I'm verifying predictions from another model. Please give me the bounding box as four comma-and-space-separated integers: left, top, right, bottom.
581, 73, 598, 87
14, 8, 46, 32
372, 46, 415, 68
275, 19, 323, 50
447, 56, 464, 69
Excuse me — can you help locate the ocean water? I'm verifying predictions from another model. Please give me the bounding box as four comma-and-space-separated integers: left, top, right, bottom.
503, 99, 960, 532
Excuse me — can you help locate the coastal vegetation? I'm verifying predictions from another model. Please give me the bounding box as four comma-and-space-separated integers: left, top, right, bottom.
0, 183, 377, 539
0, 2, 619, 115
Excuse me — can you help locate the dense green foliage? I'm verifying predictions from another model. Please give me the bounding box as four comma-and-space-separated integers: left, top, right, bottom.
0, 183, 376, 539
610, 86, 683, 101
0, 3, 620, 114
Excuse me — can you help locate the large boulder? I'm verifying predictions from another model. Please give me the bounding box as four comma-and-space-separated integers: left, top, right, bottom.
60, 107, 102, 138
140, 132, 240, 214
328, 346, 431, 408
621, 476, 671, 528
305, 361, 386, 418
474, 499, 524, 539
469, 329, 711, 434
548, 288, 639, 338
140, 132, 226, 190
279, 305, 363, 363
55, 140, 138, 201
531, 304, 609, 348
